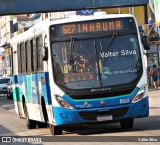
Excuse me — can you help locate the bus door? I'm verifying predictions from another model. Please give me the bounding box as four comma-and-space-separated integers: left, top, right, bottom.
32, 37, 47, 122
25, 38, 42, 121
31, 37, 44, 104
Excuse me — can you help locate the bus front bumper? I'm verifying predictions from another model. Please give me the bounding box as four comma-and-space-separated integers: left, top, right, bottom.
53, 97, 149, 126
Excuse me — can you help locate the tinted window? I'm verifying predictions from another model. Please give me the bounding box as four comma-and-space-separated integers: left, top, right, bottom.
52, 34, 142, 90
52, 39, 101, 89
97, 35, 142, 87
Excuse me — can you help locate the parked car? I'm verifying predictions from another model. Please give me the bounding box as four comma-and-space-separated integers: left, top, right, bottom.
0, 77, 13, 99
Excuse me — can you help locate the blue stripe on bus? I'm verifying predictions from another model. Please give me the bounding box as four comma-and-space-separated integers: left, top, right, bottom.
31, 74, 39, 103
12, 72, 52, 105
62, 87, 138, 109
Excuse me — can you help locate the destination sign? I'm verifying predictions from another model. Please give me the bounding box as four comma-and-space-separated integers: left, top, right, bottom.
50, 17, 136, 36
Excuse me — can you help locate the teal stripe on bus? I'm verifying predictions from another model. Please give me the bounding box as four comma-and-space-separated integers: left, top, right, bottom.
13, 87, 23, 102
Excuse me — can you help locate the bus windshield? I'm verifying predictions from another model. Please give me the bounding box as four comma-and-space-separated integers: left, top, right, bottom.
52, 34, 142, 90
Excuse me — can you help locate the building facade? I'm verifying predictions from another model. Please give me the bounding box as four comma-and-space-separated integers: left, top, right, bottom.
0, 15, 35, 76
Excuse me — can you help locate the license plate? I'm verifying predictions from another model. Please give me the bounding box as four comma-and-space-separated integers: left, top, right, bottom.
97, 115, 113, 121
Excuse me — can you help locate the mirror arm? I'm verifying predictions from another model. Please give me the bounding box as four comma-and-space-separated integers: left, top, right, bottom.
141, 35, 150, 50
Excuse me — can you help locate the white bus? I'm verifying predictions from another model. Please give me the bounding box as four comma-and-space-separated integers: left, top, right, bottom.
10, 13, 150, 135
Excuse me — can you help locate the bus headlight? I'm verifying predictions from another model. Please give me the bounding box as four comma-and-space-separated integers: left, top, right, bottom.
55, 95, 74, 109
132, 85, 147, 103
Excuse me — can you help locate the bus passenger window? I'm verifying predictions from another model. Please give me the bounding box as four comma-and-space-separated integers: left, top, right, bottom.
21, 42, 26, 74
37, 36, 44, 72
33, 39, 37, 72
17, 44, 22, 74
26, 40, 32, 73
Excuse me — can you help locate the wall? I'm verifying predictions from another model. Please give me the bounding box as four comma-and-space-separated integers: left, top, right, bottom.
103, 5, 151, 25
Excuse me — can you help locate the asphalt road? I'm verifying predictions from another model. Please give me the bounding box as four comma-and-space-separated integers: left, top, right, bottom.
0, 89, 160, 144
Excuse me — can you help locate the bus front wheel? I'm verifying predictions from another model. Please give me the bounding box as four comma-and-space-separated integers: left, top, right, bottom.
50, 124, 62, 135
120, 118, 134, 129
24, 103, 37, 129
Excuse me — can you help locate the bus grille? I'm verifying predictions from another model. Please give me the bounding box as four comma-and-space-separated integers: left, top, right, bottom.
79, 107, 129, 121
68, 87, 134, 100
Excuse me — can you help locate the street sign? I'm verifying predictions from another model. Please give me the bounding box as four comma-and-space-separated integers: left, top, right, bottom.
0, 0, 149, 15
76, 10, 97, 16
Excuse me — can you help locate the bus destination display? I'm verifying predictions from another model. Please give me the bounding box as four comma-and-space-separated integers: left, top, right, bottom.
50, 17, 136, 36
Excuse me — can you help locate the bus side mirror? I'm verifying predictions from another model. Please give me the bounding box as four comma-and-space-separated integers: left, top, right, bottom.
141, 36, 150, 50
42, 46, 48, 61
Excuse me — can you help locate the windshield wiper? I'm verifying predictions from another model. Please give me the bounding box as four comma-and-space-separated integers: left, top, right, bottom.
70, 36, 75, 55
106, 32, 117, 49
69, 37, 75, 65
102, 32, 118, 63
94, 40, 103, 87
69, 37, 77, 72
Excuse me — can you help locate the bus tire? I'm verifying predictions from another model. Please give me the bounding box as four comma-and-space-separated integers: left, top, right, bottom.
37, 121, 47, 128
50, 124, 62, 135
41, 97, 48, 126
120, 118, 134, 129
23, 103, 37, 129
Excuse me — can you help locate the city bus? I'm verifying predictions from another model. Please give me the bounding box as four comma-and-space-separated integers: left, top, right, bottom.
10, 12, 150, 135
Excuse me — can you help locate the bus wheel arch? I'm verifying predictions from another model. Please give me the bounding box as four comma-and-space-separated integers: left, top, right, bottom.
38, 96, 49, 128
22, 95, 37, 129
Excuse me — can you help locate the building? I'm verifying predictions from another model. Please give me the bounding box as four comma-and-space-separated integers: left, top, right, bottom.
0, 15, 35, 76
